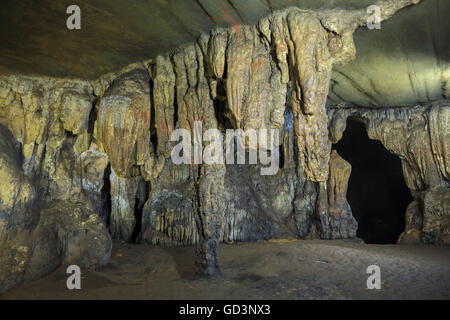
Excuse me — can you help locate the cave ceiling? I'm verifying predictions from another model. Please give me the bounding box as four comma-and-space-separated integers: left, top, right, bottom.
0, 0, 448, 107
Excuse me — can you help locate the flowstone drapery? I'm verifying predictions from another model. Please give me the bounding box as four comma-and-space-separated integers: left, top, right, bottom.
0, 0, 427, 292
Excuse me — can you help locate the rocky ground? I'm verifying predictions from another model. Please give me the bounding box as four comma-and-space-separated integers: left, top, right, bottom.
1, 239, 449, 300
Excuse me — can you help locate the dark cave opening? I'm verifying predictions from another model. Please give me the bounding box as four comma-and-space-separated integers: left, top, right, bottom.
333, 119, 412, 244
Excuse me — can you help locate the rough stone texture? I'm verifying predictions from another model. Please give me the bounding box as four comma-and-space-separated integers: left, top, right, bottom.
96, 69, 160, 241
0, 0, 435, 292
150, 56, 176, 159
422, 187, 450, 245
326, 150, 358, 239
329, 0, 449, 108
0, 122, 111, 294
38, 201, 112, 269
134, 2, 390, 269
80, 146, 110, 217
329, 101, 450, 245
97, 69, 152, 177
0, 199, 111, 294
2, 0, 441, 95
108, 170, 142, 241
0, 76, 112, 293
138, 158, 197, 246
0, 125, 37, 232
286, 11, 332, 182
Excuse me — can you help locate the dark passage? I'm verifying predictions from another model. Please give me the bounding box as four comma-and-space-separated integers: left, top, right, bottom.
334, 119, 412, 244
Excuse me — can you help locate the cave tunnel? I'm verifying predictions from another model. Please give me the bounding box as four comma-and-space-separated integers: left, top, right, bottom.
333, 119, 413, 244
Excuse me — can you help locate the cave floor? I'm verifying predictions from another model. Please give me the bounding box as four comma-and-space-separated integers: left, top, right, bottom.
2, 239, 449, 300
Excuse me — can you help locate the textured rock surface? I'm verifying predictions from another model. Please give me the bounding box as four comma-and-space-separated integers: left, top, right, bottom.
97, 69, 153, 176
0, 126, 111, 294
1, 0, 443, 292
328, 101, 450, 245
0, 76, 111, 293
326, 150, 358, 239
0, 199, 111, 294
329, 0, 449, 107
0, 125, 36, 231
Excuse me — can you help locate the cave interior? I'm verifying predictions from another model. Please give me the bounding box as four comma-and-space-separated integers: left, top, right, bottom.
0, 0, 448, 299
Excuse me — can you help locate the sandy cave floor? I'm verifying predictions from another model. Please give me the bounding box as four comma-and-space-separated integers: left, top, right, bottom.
1, 239, 449, 300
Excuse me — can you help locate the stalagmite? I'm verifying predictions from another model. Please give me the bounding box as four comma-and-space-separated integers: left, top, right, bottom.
327, 150, 358, 239
0, 0, 429, 292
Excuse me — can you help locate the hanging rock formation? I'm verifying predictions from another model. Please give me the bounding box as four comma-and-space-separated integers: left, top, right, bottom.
0, 0, 430, 292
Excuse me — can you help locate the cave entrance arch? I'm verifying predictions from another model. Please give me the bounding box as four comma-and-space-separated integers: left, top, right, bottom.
333, 119, 412, 244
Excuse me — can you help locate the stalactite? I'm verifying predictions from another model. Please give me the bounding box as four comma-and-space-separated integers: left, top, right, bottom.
0, 0, 425, 291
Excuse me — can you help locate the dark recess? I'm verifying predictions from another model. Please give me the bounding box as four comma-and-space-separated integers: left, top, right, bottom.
212, 80, 233, 131
87, 96, 98, 136
131, 180, 149, 243
101, 164, 112, 229
334, 119, 412, 244
149, 77, 158, 150
279, 145, 284, 169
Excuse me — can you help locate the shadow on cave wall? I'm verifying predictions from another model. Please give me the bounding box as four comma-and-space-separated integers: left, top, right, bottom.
333, 119, 412, 244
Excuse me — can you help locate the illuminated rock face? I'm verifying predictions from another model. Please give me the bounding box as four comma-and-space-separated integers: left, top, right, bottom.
328, 103, 450, 245
1, 0, 447, 292
0, 119, 111, 294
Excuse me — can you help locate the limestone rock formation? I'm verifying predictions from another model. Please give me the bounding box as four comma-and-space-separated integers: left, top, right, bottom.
0, 125, 36, 232
326, 150, 358, 239
0, 121, 111, 294
328, 101, 450, 245
1, 0, 441, 293
97, 69, 152, 177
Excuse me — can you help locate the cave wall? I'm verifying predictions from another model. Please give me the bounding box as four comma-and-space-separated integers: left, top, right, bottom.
0, 0, 442, 292
0, 76, 112, 293
333, 120, 413, 244
329, 103, 450, 245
